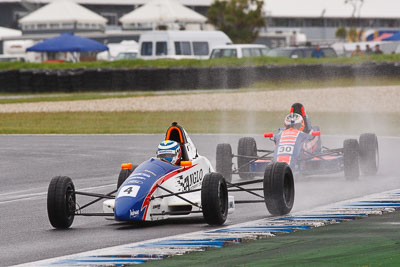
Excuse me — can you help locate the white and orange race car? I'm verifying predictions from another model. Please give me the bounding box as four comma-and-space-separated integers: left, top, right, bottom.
216, 103, 379, 181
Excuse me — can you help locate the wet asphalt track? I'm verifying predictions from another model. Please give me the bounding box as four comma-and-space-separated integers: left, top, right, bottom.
1, 134, 399, 266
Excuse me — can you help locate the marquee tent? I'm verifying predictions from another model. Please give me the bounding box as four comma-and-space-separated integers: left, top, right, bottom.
19, 0, 107, 27
119, 0, 207, 26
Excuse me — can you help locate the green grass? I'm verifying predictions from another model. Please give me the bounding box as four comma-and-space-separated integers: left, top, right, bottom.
0, 91, 166, 104
0, 111, 398, 135
0, 54, 399, 70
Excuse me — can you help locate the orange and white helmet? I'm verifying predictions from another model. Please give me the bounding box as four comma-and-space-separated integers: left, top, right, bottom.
284, 113, 304, 130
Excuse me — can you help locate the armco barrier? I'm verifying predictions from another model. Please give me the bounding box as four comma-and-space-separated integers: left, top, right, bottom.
0, 62, 400, 93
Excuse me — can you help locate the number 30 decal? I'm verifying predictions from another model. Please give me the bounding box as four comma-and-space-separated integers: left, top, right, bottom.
277, 145, 294, 155
118, 185, 140, 198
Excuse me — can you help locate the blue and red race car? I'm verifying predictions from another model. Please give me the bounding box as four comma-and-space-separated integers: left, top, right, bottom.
216, 103, 379, 181
47, 122, 295, 229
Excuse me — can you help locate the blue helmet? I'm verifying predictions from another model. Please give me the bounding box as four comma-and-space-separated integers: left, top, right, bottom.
157, 140, 181, 165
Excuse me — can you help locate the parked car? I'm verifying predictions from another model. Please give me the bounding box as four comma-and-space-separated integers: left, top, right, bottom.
267, 46, 337, 58
96, 40, 139, 61
114, 51, 138, 60
138, 30, 232, 60
209, 44, 269, 59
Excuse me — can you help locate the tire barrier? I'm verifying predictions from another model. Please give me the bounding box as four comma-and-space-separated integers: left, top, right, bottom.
1, 62, 400, 93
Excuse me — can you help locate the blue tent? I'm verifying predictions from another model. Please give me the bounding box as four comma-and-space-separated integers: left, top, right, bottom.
382, 32, 400, 41
27, 33, 108, 52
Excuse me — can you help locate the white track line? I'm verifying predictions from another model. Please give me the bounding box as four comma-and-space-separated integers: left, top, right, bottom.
0, 184, 114, 205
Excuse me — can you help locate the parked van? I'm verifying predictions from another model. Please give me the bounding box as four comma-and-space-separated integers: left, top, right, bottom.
209, 44, 269, 59
3, 39, 40, 62
0, 54, 26, 62
138, 31, 232, 60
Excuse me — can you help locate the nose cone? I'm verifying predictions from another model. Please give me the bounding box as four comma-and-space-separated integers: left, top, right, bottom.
114, 197, 143, 221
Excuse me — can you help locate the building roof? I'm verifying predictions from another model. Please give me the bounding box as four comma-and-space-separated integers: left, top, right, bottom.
119, 0, 207, 24
3, 0, 400, 19
265, 0, 400, 19
0, 0, 213, 6
18, 0, 108, 24
0, 26, 22, 38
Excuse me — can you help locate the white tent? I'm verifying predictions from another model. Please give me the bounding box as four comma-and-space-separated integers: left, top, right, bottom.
119, 0, 207, 28
0, 26, 22, 39
19, 0, 107, 26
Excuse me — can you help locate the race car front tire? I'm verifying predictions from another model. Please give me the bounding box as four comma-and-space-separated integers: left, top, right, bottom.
359, 133, 379, 176
343, 139, 360, 180
47, 176, 76, 229
117, 166, 136, 190
216, 143, 233, 182
263, 162, 295, 216
201, 173, 228, 225
237, 137, 257, 179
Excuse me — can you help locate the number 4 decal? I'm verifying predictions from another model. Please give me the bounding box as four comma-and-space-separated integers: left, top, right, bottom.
124, 187, 133, 194
118, 185, 140, 198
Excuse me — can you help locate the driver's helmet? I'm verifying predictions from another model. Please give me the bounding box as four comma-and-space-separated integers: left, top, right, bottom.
284, 113, 304, 130
157, 140, 181, 165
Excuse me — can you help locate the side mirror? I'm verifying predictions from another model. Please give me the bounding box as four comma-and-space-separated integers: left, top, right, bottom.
121, 163, 133, 169
312, 131, 321, 136
180, 161, 192, 167
264, 132, 274, 138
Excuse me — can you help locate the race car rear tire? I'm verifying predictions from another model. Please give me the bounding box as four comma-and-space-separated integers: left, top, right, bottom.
263, 162, 294, 216
201, 173, 228, 225
343, 139, 360, 180
216, 143, 233, 182
359, 133, 379, 176
117, 166, 136, 190
47, 176, 76, 229
237, 137, 257, 179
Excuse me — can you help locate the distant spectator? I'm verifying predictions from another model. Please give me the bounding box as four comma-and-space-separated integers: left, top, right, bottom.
311, 45, 324, 58
365, 44, 372, 55
352, 45, 363, 57
374, 44, 383, 54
